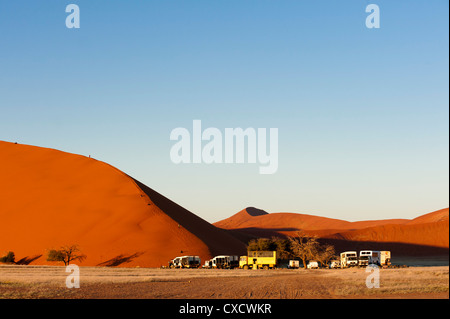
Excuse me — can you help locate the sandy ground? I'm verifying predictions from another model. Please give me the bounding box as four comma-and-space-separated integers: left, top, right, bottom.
0, 265, 448, 299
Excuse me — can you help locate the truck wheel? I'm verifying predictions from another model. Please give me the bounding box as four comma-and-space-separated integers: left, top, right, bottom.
243, 265, 249, 270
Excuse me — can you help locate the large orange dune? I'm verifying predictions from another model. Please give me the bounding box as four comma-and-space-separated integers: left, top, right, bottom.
214, 207, 449, 256
0, 141, 246, 267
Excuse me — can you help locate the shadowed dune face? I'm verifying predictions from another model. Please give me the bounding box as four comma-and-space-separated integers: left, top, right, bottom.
214, 207, 449, 256
245, 207, 269, 217
131, 178, 246, 257
0, 141, 245, 267
330, 220, 449, 249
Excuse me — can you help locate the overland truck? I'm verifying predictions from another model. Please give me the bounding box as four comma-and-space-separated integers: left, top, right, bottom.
379, 251, 392, 267
169, 256, 201, 268
359, 250, 378, 267
211, 255, 239, 269
358, 250, 392, 267
340, 251, 358, 268
239, 251, 277, 269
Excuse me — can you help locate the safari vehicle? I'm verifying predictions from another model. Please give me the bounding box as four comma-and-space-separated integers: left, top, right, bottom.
379, 251, 391, 267
288, 260, 300, 269
239, 251, 277, 269
169, 257, 181, 268
211, 255, 239, 269
169, 256, 201, 268
357, 250, 391, 267
329, 260, 341, 269
359, 250, 379, 266
307, 260, 319, 269
358, 250, 373, 266
340, 251, 358, 268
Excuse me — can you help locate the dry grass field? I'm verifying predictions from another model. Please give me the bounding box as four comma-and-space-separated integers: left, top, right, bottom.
0, 265, 448, 299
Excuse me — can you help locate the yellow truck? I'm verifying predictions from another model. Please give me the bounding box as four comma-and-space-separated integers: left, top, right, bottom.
239, 251, 277, 269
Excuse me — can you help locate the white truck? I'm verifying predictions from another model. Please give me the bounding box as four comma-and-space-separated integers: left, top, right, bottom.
358, 250, 391, 267
340, 251, 358, 268
307, 260, 319, 269
170, 255, 201, 268
359, 250, 378, 267
211, 255, 239, 269
379, 251, 391, 267
288, 260, 300, 269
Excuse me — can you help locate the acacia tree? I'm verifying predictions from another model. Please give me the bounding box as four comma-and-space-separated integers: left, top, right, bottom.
247, 238, 273, 251
315, 244, 336, 267
271, 237, 292, 260
288, 232, 320, 269
47, 245, 86, 266
247, 237, 292, 261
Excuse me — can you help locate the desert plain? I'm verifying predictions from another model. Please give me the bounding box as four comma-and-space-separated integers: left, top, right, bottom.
0, 264, 448, 299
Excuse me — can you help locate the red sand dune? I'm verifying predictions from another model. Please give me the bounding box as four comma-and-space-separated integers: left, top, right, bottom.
214, 207, 410, 234
0, 141, 246, 267
214, 207, 449, 254
406, 208, 449, 225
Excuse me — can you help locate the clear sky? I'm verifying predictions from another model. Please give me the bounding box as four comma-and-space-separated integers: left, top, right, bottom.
0, 1, 448, 223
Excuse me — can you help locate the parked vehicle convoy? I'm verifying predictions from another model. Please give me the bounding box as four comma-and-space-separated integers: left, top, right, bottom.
169, 256, 201, 268
340, 251, 358, 268
169, 250, 394, 270
239, 251, 277, 269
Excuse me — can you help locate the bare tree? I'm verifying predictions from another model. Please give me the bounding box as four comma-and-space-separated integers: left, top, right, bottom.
47, 245, 86, 266
315, 244, 336, 267
288, 232, 320, 269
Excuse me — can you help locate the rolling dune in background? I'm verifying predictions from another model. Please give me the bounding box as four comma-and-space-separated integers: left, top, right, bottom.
214, 207, 449, 256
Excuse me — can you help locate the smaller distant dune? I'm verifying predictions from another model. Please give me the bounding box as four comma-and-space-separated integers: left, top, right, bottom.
407, 208, 449, 225
214, 207, 449, 256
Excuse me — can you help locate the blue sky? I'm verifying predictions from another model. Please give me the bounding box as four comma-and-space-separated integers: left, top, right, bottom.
0, 1, 448, 222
